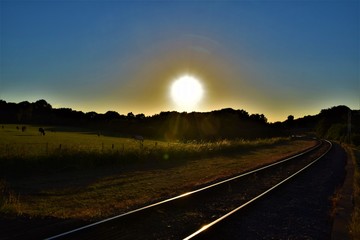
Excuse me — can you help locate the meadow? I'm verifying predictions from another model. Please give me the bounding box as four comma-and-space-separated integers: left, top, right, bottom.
0, 124, 316, 220
0, 124, 295, 173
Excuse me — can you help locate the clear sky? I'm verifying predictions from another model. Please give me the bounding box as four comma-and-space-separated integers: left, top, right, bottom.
1, 0, 359, 122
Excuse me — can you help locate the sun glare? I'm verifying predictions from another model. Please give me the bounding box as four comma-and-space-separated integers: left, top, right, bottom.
171, 75, 204, 111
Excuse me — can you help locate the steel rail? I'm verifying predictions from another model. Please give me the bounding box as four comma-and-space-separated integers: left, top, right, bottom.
183, 140, 332, 240
46, 140, 322, 240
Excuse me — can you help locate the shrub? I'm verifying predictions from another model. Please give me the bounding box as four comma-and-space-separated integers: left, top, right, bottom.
325, 124, 347, 141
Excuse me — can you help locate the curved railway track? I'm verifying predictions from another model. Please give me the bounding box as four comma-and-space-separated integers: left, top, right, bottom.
46, 140, 332, 240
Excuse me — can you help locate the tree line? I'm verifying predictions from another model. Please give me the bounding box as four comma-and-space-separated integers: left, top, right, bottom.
0, 99, 359, 144
284, 105, 360, 145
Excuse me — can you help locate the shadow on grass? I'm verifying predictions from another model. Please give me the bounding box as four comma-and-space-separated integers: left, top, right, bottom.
0, 138, 292, 178
0, 138, 295, 203
0, 212, 89, 240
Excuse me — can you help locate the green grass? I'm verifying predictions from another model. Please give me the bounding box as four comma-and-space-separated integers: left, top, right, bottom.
0, 124, 290, 173
0, 124, 159, 157
0, 124, 317, 220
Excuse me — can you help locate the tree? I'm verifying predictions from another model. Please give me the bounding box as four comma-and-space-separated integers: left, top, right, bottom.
250, 114, 268, 124
34, 99, 52, 110
287, 115, 294, 122
105, 111, 121, 120
136, 113, 145, 120
127, 112, 135, 119
85, 111, 98, 120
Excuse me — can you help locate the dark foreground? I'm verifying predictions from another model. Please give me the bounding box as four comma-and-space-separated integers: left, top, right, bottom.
1, 143, 348, 240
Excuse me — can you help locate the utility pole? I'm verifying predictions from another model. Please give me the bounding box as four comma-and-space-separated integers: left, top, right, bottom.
347, 109, 351, 144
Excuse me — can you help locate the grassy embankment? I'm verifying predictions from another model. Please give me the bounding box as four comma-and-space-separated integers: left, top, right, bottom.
0, 124, 317, 220
346, 145, 360, 239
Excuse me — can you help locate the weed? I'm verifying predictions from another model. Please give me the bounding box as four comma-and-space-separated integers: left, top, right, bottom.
0, 179, 22, 215
349, 146, 360, 239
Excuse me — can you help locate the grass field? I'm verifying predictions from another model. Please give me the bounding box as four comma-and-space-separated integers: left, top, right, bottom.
0, 124, 297, 172
0, 124, 161, 159
0, 124, 317, 220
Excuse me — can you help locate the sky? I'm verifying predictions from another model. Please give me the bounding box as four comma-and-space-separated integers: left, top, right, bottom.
0, 0, 359, 122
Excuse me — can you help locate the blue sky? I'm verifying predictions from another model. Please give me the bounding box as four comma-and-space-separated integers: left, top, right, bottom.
0, 0, 359, 122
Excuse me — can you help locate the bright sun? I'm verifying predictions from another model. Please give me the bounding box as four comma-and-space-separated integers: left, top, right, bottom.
171, 75, 204, 111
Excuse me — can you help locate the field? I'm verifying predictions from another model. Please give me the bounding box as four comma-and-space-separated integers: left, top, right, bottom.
0, 124, 317, 220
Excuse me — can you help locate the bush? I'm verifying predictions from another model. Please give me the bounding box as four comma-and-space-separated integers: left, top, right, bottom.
325, 124, 348, 142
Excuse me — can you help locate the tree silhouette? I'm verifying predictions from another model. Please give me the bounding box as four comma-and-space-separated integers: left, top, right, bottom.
127, 112, 135, 119
105, 111, 121, 120
1, 99, 358, 144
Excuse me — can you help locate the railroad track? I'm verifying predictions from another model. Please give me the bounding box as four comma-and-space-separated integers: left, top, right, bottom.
46, 140, 332, 240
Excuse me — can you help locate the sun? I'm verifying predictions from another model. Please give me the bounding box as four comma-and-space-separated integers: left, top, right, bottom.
170, 75, 204, 111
